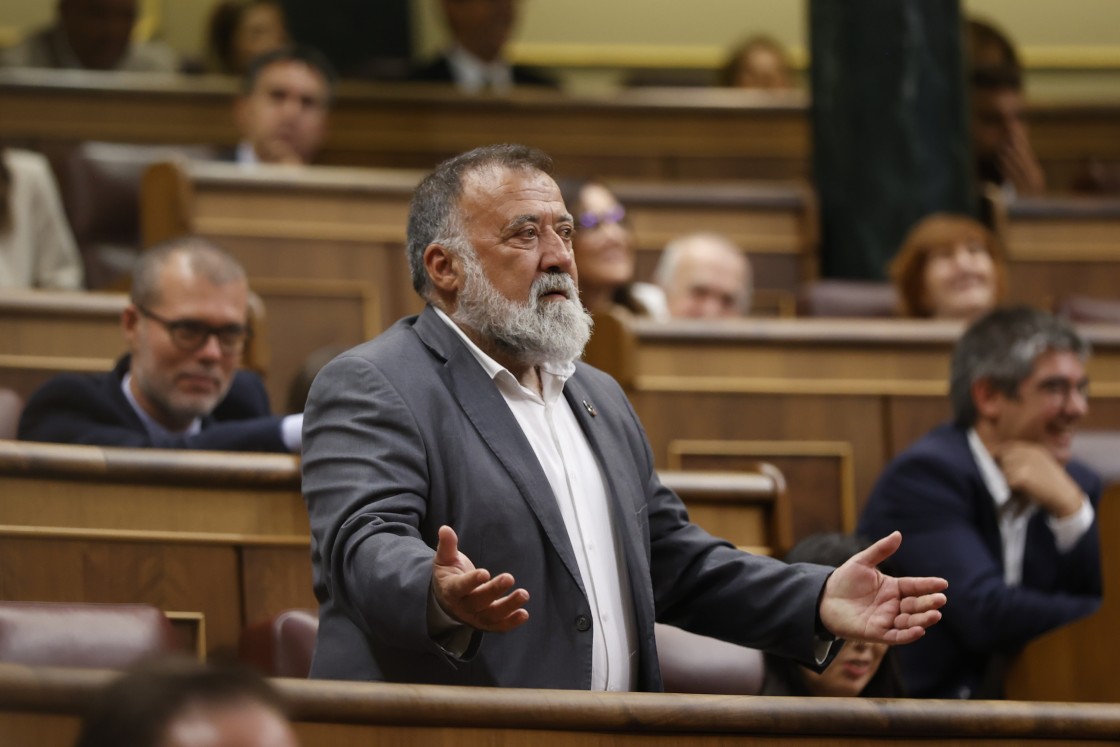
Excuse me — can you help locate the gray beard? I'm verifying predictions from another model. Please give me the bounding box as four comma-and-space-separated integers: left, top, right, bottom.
453, 254, 593, 367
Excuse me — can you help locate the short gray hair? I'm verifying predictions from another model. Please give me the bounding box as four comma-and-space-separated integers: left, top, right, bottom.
406, 144, 554, 299
131, 236, 247, 309
950, 306, 1089, 426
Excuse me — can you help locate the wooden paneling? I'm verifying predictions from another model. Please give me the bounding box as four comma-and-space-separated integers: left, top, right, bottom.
1005, 482, 1120, 703
993, 192, 1120, 308
670, 440, 853, 545
0, 441, 315, 658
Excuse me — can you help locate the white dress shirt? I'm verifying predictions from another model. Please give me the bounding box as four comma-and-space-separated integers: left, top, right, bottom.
967, 429, 1094, 586
433, 308, 638, 690
446, 45, 515, 94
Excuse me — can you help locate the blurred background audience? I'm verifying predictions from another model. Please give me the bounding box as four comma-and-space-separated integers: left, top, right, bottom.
206, 0, 289, 76
720, 33, 794, 90
890, 213, 1007, 321
232, 45, 334, 166
655, 232, 752, 319
74, 657, 299, 747
408, 0, 555, 92
0, 0, 177, 72
0, 147, 83, 289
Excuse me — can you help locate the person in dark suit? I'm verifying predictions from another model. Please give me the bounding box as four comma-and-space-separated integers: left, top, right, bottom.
301, 143, 947, 689
859, 306, 1101, 699
232, 45, 335, 166
408, 0, 556, 93
18, 236, 301, 452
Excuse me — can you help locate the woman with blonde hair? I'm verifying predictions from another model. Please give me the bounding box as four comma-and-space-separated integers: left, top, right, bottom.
890, 213, 1008, 320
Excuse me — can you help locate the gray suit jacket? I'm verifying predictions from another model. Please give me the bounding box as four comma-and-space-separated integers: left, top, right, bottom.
302, 306, 831, 689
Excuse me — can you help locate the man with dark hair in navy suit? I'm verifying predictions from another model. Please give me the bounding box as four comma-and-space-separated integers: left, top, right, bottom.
860, 306, 1102, 699
408, 0, 556, 93
18, 236, 301, 452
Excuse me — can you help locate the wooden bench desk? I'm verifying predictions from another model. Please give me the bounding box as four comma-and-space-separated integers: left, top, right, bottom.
992, 191, 1120, 308
0, 441, 315, 659
1006, 481, 1120, 702
3, 663, 1120, 747
0, 441, 789, 660
5, 67, 1120, 185
587, 314, 1120, 539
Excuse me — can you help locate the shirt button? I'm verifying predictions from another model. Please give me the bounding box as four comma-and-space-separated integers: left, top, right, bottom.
575, 615, 592, 632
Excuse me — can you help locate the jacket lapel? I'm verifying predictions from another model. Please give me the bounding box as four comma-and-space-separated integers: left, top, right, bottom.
412, 308, 586, 594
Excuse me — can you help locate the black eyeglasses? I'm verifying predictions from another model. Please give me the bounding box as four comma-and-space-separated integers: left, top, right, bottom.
136, 305, 251, 355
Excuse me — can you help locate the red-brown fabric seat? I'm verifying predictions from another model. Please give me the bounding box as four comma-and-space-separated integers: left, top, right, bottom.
0, 601, 177, 669
239, 609, 317, 678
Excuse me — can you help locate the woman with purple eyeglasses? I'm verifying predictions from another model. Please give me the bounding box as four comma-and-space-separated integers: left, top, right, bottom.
558, 178, 667, 318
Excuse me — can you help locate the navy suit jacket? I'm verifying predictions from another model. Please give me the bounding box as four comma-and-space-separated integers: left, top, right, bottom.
406, 53, 558, 88
301, 307, 833, 690
858, 423, 1102, 698
18, 355, 287, 452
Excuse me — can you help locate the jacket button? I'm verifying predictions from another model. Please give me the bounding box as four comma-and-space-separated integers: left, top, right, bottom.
575, 615, 591, 632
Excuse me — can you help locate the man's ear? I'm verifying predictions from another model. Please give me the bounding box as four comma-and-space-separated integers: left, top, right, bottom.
972, 378, 1005, 420
424, 243, 461, 294
121, 304, 140, 351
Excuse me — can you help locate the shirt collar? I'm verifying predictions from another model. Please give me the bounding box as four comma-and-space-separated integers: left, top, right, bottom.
432, 306, 575, 403
967, 427, 1011, 509
121, 372, 202, 439
446, 44, 513, 93
236, 141, 260, 165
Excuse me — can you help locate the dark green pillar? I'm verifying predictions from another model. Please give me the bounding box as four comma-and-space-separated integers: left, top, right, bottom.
810, 0, 974, 279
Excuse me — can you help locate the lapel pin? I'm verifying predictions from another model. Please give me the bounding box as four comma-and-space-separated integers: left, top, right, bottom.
582, 400, 598, 417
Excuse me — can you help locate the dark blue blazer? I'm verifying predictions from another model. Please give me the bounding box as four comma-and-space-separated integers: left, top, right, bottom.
406, 53, 558, 88
858, 423, 1102, 698
18, 356, 287, 452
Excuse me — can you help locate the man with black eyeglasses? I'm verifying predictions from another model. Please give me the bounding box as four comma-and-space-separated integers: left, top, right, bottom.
859, 306, 1102, 699
18, 236, 301, 452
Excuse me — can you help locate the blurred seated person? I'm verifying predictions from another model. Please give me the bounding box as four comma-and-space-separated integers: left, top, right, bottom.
206, 0, 290, 76
719, 34, 794, 90
859, 307, 1101, 699
762, 533, 904, 697
0, 148, 84, 289
0, 0, 178, 72
890, 213, 1007, 321
559, 177, 666, 317
74, 657, 299, 747
655, 232, 752, 319
408, 0, 556, 93
233, 45, 334, 166
18, 236, 302, 452
967, 19, 1045, 197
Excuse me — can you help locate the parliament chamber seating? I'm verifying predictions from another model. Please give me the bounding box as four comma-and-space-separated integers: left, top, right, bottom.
0, 602, 176, 670
239, 608, 318, 679
60, 141, 217, 289
0, 389, 21, 440
237, 608, 767, 695
585, 311, 1120, 540
797, 279, 898, 318
3, 662, 1120, 746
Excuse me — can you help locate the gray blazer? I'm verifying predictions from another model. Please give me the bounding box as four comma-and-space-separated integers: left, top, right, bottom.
302, 306, 830, 689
